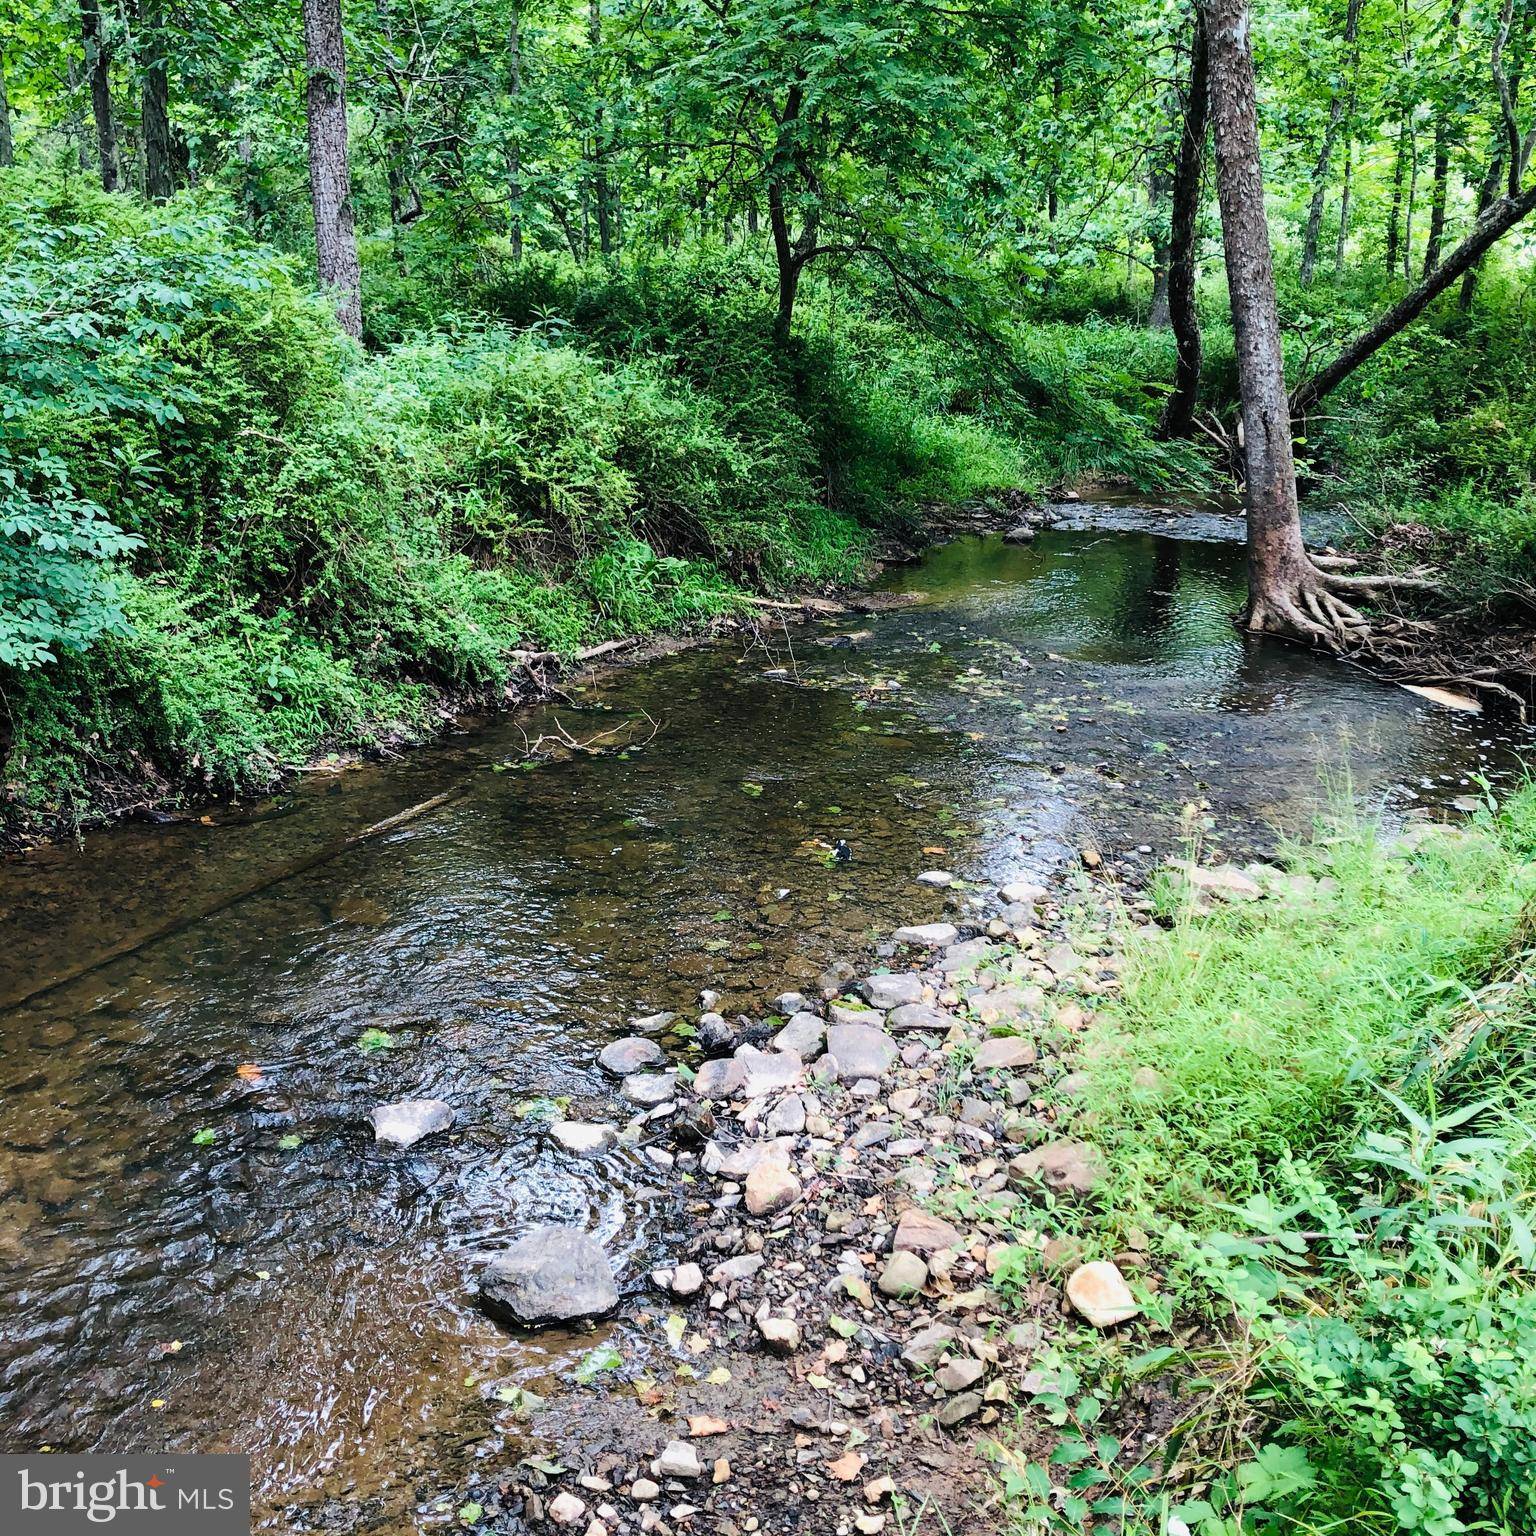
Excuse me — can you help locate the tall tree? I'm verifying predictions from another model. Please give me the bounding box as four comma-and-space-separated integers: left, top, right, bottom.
0, 49, 14, 168
1158, 8, 1210, 440
508, 0, 524, 260
588, 0, 614, 257
1293, 10, 1535, 415
1299, 0, 1363, 287
1203, 0, 1354, 640
78, 0, 122, 191
301, 0, 363, 339
139, 0, 174, 201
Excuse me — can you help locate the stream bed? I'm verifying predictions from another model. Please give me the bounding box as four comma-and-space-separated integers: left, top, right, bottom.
1, 515, 1529, 1529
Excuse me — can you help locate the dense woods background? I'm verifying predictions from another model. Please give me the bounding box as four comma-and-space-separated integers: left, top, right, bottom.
0, 0, 1532, 822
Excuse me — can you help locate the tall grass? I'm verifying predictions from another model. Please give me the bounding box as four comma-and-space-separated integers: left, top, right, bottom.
1003, 788, 1536, 1536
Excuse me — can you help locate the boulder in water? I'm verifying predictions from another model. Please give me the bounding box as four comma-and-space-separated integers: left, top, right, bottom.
479, 1226, 619, 1326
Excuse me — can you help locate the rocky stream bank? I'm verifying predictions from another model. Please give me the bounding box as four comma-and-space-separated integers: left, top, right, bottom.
375, 854, 1255, 1536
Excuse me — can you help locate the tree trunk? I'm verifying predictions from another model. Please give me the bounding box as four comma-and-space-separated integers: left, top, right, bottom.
1157, 9, 1210, 441
1299, 0, 1363, 286
768, 176, 801, 348
1421, 125, 1450, 273
0, 51, 14, 167
1148, 167, 1172, 327
1459, 150, 1504, 309
1201, 0, 1318, 636
1334, 132, 1353, 268
79, 0, 122, 192
1293, 179, 1536, 416
1421, 1, 1462, 275
301, 0, 363, 339
508, 1, 523, 260
767, 83, 811, 348
1402, 121, 1418, 279
589, 0, 613, 257
1385, 122, 1406, 275
140, 0, 174, 201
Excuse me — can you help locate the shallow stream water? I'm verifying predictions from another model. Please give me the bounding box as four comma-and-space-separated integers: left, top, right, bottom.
1, 517, 1529, 1528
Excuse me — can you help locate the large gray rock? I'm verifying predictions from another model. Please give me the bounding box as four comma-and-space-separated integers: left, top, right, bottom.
693, 1057, 746, 1098
599, 1036, 665, 1076
773, 1012, 826, 1058
859, 973, 925, 1010
938, 939, 998, 973
825, 1023, 898, 1082
736, 1044, 804, 1098
892, 922, 960, 949
369, 1099, 454, 1148
888, 1003, 950, 1033
623, 1071, 678, 1106
479, 1226, 618, 1326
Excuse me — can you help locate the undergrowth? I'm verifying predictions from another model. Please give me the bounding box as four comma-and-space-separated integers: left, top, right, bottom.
991, 787, 1536, 1536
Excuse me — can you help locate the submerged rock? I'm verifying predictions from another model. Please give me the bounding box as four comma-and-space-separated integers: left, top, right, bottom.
479, 1226, 618, 1326
369, 1099, 453, 1148
549, 1120, 616, 1155
623, 1071, 678, 1106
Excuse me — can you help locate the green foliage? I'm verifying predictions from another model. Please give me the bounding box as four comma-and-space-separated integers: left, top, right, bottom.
999, 791, 1536, 1536
0, 171, 275, 668
1, 178, 1058, 835
1081, 812, 1533, 1203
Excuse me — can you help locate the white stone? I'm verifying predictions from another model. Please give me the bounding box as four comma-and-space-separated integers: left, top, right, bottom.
550, 1121, 616, 1155
653, 1440, 704, 1479
369, 1099, 453, 1148
892, 922, 960, 948
1065, 1261, 1140, 1328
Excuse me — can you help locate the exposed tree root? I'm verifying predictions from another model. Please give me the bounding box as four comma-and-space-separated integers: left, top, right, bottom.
1245, 559, 1439, 657
1245, 557, 1533, 719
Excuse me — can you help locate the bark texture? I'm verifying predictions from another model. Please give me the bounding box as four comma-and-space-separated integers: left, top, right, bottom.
79, 0, 122, 192
140, 0, 174, 202
302, 0, 364, 339
0, 51, 14, 168
1157, 10, 1210, 440
1201, 0, 1320, 635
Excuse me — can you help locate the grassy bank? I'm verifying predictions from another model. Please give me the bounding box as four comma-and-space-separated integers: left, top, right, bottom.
997, 791, 1536, 1534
